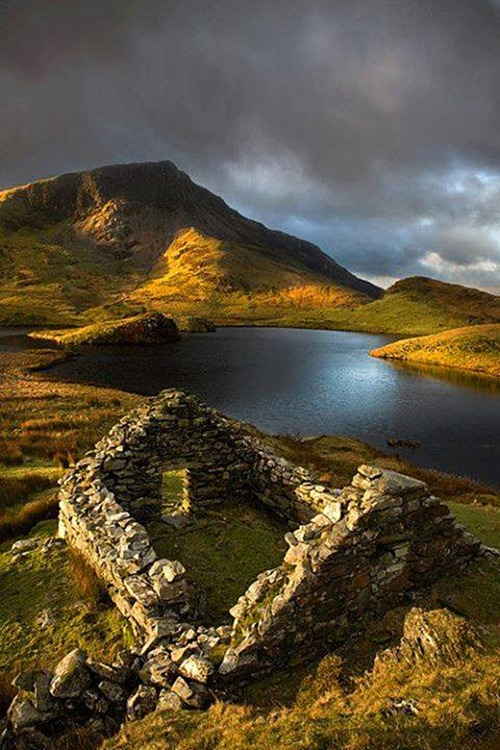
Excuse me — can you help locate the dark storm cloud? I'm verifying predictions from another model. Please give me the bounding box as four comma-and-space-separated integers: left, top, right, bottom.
2, 0, 500, 291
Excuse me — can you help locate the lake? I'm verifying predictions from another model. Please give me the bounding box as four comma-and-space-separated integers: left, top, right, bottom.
1, 326, 499, 486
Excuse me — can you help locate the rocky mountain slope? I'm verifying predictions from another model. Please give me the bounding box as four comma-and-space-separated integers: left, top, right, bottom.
0, 161, 379, 325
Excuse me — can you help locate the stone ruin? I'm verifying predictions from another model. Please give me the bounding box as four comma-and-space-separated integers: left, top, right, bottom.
2, 389, 483, 747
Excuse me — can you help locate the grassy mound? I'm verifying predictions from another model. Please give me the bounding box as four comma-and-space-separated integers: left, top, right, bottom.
29, 312, 180, 347
370, 323, 500, 377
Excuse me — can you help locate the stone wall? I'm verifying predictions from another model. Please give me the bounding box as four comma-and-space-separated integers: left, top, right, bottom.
2, 390, 484, 747
220, 465, 481, 678
58, 389, 338, 642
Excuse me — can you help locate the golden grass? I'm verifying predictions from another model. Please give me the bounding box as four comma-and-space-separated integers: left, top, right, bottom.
0, 466, 61, 509
0, 350, 139, 465
0, 350, 139, 540
371, 323, 500, 378
68, 547, 110, 614
129, 227, 370, 311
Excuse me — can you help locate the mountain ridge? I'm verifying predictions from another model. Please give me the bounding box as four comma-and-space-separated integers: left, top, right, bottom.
0, 160, 379, 296
1, 162, 498, 336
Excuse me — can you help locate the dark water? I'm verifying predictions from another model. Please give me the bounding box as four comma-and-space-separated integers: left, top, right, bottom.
1, 327, 499, 486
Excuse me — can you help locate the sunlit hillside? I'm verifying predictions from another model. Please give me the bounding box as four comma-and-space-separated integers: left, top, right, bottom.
320, 277, 500, 336
371, 323, 500, 378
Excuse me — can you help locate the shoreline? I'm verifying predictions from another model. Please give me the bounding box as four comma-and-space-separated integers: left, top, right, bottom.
1, 316, 430, 339
11, 321, 499, 383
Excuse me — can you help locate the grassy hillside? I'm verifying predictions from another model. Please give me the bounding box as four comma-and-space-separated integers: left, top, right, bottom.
0, 219, 147, 326
135, 274, 499, 337
371, 323, 500, 378
128, 227, 369, 316
318, 277, 500, 336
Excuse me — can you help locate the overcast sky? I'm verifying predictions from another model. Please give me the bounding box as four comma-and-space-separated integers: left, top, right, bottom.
2, 0, 500, 292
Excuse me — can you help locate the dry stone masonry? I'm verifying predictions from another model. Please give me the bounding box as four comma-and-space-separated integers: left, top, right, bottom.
2, 389, 483, 748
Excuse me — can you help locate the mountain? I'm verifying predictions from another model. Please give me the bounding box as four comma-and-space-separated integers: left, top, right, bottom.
0, 161, 379, 325
322, 276, 500, 336
371, 323, 500, 378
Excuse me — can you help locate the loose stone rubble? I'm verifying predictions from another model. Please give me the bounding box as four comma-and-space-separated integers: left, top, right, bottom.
1, 389, 483, 748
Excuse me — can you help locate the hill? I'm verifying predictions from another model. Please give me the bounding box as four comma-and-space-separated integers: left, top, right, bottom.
0, 161, 379, 326
321, 277, 500, 336
371, 323, 500, 378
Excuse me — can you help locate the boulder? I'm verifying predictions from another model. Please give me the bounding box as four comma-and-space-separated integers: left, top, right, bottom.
50, 649, 91, 698
139, 649, 177, 687
11, 672, 35, 692
87, 659, 130, 684
178, 655, 214, 684
33, 671, 56, 713
126, 685, 157, 722
7, 696, 45, 730
98, 679, 128, 704
150, 559, 186, 583
171, 677, 209, 709
158, 689, 184, 712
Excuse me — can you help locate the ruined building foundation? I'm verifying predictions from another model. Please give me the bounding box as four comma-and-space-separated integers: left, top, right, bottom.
3, 390, 482, 745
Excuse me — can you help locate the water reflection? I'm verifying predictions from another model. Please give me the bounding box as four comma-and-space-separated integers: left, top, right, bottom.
382, 359, 500, 395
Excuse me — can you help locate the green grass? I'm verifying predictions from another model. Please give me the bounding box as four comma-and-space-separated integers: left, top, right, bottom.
449, 502, 500, 549
0, 463, 63, 542
371, 323, 500, 378
0, 541, 128, 678
149, 489, 289, 624
0, 220, 145, 326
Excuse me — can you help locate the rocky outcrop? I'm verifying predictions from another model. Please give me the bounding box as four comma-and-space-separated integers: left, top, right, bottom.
31, 312, 180, 347
2, 391, 483, 747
